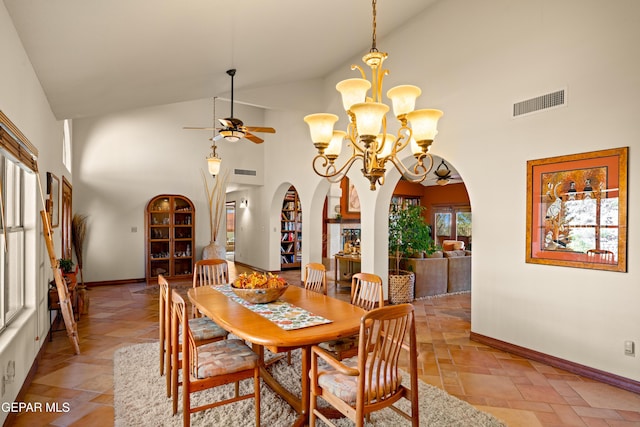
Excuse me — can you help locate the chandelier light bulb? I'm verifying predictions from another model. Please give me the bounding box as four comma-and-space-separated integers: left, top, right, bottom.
350, 102, 389, 137
336, 78, 372, 111
377, 133, 396, 157
326, 131, 347, 158
304, 113, 339, 149
407, 109, 443, 142
207, 155, 221, 175
386, 85, 422, 117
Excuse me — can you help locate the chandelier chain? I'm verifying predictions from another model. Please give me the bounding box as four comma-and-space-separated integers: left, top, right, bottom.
371, 0, 378, 52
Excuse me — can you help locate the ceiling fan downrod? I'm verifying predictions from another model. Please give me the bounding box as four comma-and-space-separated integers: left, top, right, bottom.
226, 68, 236, 118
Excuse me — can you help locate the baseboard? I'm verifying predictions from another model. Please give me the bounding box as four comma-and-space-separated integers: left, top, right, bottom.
86, 278, 145, 287
470, 331, 640, 394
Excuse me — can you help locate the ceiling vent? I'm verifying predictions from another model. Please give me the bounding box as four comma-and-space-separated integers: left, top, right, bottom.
513, 89, 565, 117
234, 168, 257, 176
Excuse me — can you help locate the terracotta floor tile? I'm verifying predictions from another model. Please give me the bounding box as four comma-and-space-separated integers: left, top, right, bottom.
459, 372, 524, 400
516, 384, 568, 404
568, 382, 640, 412
478, 406, 544, 427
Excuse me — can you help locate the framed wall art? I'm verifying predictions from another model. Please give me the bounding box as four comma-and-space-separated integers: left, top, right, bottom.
347, 180, 361, 213
46, 172, 59, 228
525, 147, 628, 272
435, 212, 452, 239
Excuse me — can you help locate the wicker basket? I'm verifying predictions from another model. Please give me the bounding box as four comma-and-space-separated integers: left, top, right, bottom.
231, 284, 288, 304
389, 271, 415, 304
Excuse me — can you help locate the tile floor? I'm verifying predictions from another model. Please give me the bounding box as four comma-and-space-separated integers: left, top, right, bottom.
10, 263, 640, 426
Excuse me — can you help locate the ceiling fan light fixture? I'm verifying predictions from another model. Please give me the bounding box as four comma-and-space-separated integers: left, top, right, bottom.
220, 129, 245, 142
434, 159, 452, 179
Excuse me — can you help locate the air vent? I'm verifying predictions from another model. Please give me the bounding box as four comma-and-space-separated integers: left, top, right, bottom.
513, 89, 565, 117
234, 168, 257, 176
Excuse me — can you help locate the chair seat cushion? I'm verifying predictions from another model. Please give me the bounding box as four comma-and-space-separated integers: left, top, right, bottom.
196, 339, 258, 379
179, 317, 228, 342
317, 357, 402, 405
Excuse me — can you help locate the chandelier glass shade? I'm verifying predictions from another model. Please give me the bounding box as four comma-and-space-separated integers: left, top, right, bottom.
304, 0, 443, 190
207, 148, 221, 175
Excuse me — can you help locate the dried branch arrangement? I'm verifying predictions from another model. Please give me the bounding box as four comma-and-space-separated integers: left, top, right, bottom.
202, 169, 229, 243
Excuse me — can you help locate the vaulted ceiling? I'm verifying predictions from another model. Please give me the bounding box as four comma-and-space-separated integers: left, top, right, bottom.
4, 0, 438, 120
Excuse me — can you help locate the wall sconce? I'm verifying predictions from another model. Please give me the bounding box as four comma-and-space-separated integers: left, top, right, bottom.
239, 198, 248, 209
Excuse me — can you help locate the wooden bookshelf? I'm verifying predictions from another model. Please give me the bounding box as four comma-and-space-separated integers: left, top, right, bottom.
145, 194, 194, 284
280, 186, 301, 269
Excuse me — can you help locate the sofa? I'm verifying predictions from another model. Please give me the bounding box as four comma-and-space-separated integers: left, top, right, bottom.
443, 250, 471, 293
399, 247, 471, 298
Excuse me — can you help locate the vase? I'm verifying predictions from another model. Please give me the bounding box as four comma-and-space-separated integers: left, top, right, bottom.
202, 241, 226, 260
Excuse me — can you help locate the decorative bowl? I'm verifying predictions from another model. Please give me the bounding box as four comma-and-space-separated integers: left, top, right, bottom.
231, 283, 288, 304
231, 272, 289, 304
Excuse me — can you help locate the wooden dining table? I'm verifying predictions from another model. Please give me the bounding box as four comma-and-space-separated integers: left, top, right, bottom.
188, 284, 365, 426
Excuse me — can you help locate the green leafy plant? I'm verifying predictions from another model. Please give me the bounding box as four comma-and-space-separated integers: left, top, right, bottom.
389, 204, 435, 274
58, 258, 75, 274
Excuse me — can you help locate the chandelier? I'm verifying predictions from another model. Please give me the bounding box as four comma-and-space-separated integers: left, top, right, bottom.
304, 0, 443, 190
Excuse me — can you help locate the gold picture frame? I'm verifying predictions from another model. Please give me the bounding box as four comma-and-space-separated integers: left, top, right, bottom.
525, 147, 628, 272
46, 172, 59, 228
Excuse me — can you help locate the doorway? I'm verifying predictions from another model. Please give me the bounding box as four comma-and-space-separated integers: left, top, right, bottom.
225, 201, 235, 261
61, 176, 73, 259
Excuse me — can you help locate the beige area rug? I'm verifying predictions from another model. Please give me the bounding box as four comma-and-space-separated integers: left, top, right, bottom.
114, 342, 505, 426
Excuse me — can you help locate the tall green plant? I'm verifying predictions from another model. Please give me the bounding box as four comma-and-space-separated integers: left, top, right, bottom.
388, 204, 435, 273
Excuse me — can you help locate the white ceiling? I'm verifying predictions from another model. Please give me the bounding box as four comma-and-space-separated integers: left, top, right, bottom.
4, 0, 438, 120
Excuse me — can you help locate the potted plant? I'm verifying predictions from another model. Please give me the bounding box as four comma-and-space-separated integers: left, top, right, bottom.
388, 204, 435, 303
58, 258, 75, 274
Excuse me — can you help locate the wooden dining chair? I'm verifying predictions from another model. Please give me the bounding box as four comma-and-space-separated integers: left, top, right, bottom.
310, 304, 419, 427
192, 259, 228, 318
158, 275, 228, 404
171, 290, 261, 427
304, 262, 327, 295
319, 272, 384, 360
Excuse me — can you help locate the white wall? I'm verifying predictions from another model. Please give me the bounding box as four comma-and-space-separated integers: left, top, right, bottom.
0, 3, 64, 423
393, 0, 638, 381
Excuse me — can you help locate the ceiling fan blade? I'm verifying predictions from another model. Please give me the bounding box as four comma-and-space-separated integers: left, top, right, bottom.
244, 132, 264, 144
183, 126, 216, 130
245, 126, 276, 134
218, 118, 233, 128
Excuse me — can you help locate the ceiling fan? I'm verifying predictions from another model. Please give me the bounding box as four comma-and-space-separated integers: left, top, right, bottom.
429, 159, 462, 186
183, 69, 276, 144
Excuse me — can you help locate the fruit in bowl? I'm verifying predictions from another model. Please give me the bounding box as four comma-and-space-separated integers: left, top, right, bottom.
231, 272, 288, 303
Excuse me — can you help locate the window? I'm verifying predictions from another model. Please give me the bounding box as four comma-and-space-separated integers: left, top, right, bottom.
63, 119, 72, 171
563, 194, 618, 256
433, 205, 472, 250
0, 156, 27, 329
0, 111, 38, 333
